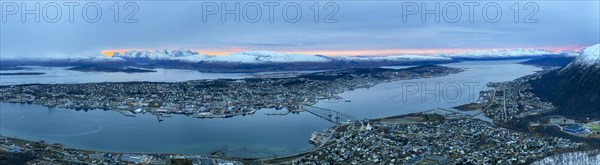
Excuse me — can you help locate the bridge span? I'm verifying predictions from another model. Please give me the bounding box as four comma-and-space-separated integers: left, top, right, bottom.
302, 105, 355, 124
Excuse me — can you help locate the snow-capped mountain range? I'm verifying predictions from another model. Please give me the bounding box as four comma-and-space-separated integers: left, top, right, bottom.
440, 48, 558, 58
111, 50, 452, 63
0, 47, 572, 64
112, 49, 206, 62
109, 48, 568, 64
1, 47, 575, 73
325, 54, 451, 61
2, 48, 565, 63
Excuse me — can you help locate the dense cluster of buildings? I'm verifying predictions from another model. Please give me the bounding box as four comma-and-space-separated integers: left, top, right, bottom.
478, 73, 555, 123
0, 66, 461, 119
0, 137, 241, 165
539, 116, 600, 138
477, 73, 600, 139
290, 111, 584, 164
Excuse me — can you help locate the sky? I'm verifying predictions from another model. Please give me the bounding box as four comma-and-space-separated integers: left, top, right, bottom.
1, 0, 599, 58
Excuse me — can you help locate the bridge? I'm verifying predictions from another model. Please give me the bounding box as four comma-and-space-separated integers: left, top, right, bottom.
302, 105, 355, 124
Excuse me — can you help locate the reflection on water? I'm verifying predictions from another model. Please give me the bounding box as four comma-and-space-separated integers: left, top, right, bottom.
0, 104, 331, 158
0, 60, 541, 158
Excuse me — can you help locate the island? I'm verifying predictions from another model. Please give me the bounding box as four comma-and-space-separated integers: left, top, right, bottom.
0, 66, 25, 71
0, 65, 463, 120
66, 65, 156, 73
0, 72, 45, 76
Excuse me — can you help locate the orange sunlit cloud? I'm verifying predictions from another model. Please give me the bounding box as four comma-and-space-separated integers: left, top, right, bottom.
101, 49, 129, 57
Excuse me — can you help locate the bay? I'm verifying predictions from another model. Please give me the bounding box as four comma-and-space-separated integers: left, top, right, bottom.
0, 60, 541, 158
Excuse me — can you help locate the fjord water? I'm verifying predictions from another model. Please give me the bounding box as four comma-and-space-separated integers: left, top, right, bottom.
0, 105, 328, 158
0, 67, 251, 85
0, 67, 324, 85
313, 60, 543, 119
0, 60, 541, 158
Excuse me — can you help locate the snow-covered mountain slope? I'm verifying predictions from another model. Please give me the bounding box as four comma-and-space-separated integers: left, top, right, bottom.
441, 48, 557, 58
110, 50, 451, 63
529, 43, 600, 118
566, 44, 600, 68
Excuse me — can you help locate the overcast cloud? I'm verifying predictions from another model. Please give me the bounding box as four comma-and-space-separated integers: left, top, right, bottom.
1, 1, 598, 58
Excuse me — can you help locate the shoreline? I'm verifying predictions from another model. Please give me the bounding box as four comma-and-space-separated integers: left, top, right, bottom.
3, 108, 597, 164
3, 63, 583, 164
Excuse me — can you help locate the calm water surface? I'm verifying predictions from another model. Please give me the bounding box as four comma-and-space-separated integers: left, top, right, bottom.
0, 60, 541, 158
314, 60, 541, 119
0, 67, 250, 85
